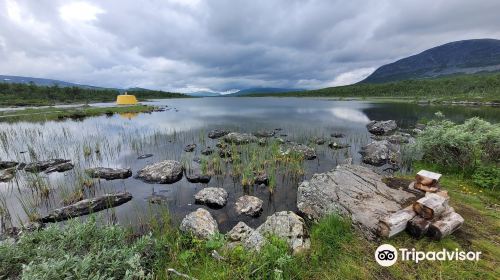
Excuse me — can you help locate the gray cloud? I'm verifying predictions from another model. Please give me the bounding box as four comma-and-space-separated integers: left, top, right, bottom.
1, 0, 499, 92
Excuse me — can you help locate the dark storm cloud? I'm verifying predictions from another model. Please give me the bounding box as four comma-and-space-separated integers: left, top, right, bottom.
1, 0, 499, 92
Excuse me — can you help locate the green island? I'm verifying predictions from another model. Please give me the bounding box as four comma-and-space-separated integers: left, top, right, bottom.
0, 83, 190, 107
247, 73, 500, 104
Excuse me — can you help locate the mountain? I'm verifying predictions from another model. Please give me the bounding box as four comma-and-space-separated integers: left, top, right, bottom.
361, 39, 500, 83
0, 75, 103, 89
185, 91, 222, 97
229, 87, 305, 96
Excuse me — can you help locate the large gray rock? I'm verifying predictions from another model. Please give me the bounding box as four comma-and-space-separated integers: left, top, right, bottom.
256, 211, 310, 254
180, 208, 219, 239
223, 132, 258, 144
25, 159, 71, 173
194, 187, 228, 208
280, 143, 316, 160
235, 195, 263, 217
86, 167, 132, 180
226, 222, 266, 251
366, 120, 397, 135
0, 161, 18, 170
371, 132, 415, 144
136, 160, 183, 184
0, 168, 15, 182
40, 192, 133, 223
359, 140, 400, 166
297, 164, 415, 239
208, 129, 230, 139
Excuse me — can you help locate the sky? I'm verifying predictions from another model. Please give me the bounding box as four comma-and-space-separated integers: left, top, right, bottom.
1, 0, 500, 93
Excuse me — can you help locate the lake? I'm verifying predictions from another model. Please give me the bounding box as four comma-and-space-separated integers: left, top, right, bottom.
0, 98, 498, 233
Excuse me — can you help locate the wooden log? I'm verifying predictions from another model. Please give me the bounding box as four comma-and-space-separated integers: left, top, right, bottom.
414, 182, 440, 193
378, 206, 417, 238
413, 193, 449, 219
406, 216, 431, 239
427, 211, 464, 240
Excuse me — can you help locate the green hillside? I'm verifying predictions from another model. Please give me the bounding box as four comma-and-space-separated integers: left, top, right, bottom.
248, 73, 500, 102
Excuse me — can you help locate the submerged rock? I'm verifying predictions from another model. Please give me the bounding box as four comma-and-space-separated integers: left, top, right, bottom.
297, 164, 415, 239
366, 120, 397, 135
45, 162, 74, 174
0, 161, 18, 170
313, 137, 327, 145
223, 132, 258, 144
201, 147, 214, 155
24, 159, 71, 173
330, 133, 345, 138
328, 142, 350, 150
137, 154, 153, 159
86, 167, 132, 180
40, 192, 133, 223
180, 208, 219, 239
254, 173, 269, 186
253, 130, 275, 138
136, 160, 183, 184
185, 162, 211, 184
184, 144, 197, 152
235, 195, 263, 217
194, 187, 228, 208
0, 168, 15, 182
372, 132, 415, 144
280, 143, 316, 160
208, 129, 230, 139
359, 140, 400, 166
256, 211, 310, 253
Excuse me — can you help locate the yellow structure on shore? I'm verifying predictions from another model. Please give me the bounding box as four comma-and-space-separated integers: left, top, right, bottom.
116, 92, 138, 105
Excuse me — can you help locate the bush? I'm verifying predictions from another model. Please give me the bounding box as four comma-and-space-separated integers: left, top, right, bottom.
0, 217, 155, 279
414, 117, 500, 174
472, 165, 500, 190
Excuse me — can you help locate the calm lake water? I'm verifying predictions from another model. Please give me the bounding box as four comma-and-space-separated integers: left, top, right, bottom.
0, 98, 499, 232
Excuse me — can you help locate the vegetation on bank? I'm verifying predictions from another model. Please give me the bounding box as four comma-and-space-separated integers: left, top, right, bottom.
0, 105, 157, 123
0, 82, 189, 107
0, 117, 498, 279
247, 73, 500, 102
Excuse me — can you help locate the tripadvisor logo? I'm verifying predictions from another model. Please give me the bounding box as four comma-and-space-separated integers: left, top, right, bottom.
375, 244, 482, 267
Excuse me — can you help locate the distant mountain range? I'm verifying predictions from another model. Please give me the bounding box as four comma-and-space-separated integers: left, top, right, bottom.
361, 39, 500, 83
0, 75, 104, 89
228, 87, 305, 96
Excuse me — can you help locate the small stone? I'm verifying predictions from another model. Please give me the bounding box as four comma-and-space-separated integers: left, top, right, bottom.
184, 144, 197, 152
136, 160, 183, 184
194, 187, 228, 208
86, 167, 132, 180
201, 147, 214, 155
180, 208, 219, 239
137, 154, 153, 159
208, 129, 230, 139
235, 195, 263, 217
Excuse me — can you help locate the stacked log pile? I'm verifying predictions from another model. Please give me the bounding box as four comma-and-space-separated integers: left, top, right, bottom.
378, 170, 464, 240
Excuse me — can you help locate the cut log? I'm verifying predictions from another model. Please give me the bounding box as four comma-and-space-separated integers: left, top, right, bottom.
40, 192, 132, 223
414, 183, 439, 193
415, 170, 441, 187
406, 216, 431, 239
378, 206, 416, 238
427, 211, 464, 240
413, 193, 449, 219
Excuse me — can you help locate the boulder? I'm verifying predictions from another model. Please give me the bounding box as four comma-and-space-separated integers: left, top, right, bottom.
0, 161, 18, 170
280, 143, 316, 160
136, 160, 183, 184
208, 129, 230, 139
223, 132, 258, 144
313, 137, 327, 145
371, 132, 415, 144
256, 211, 310, 253
226, 222, 266, 251
0, 168, 15, 182
297, 164, 415, 239
194, 187, 228, 208
86, 167, 132, 180
180, 208, 219, 239
235, 195, 264, 217
366, 120, 397, 135
184, 144, 197, 152
45, 162, 74, 174
24, 159, 71, 173
40, 192, 133, 223
359, 140, 400, 166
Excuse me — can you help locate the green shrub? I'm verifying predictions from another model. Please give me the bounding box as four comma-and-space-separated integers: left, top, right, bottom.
414, 117, 500, 174
472, 165, 500, 190
0, 217, 155, 279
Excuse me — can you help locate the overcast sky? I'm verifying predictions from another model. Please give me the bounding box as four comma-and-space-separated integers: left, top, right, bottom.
1, 0, 500, 93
